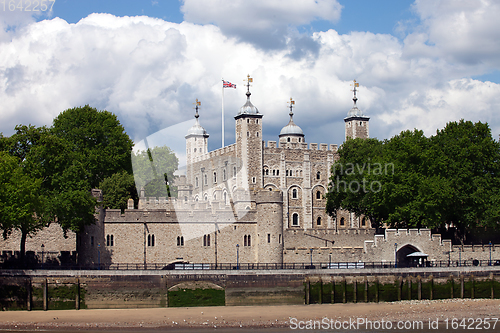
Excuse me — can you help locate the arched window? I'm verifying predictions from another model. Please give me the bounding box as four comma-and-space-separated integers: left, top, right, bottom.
233, 166, 237, 177
256, 132, 259, 137
204, 174, 207, 185
287, 137, 290, 142
213, 172, 217, 183
151, 234, 155, 246
195, 177, 198, 187
361, 217, 366, 227
213, 193, 217, 200
177, 236, 180, 246
299, 138, 301, 142
148, 234, 151, 246
247, 235, 251, 246
316, 191, 321, 199
292, 213, 299, 226
273, 170, 275, 176
316, 171, 321, 180
180, 236, 184, 246
266, 169, 269, 175
317, 217, 322, 226
340, 217, 345, 226
223, 169, 226, 180
207, 234, 210, 246
290, 170, 293, 176
244, 235, 247, 247
292, 188, 297, 199
194, 148, 197, 153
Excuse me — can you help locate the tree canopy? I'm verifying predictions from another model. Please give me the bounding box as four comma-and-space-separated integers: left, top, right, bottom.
326, 120, 500, 242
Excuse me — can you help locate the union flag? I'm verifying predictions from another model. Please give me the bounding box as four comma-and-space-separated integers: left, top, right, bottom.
223, 80, 236, 88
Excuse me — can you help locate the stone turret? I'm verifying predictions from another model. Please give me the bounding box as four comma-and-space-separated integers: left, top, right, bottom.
345, 80, 369, 140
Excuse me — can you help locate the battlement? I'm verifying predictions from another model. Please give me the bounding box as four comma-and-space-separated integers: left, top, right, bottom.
265, 141, 338, 152
192, 143, 236, 163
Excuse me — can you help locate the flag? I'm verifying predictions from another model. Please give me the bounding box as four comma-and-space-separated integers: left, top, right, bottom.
223, 80, 236, 88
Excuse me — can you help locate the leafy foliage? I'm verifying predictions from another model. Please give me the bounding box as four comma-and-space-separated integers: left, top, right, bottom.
132, 145, 179, 197
326, 120, 500, 240
99, 170, 137, 211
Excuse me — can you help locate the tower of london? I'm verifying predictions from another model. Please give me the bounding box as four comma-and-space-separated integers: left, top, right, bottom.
3, 78, 473, 268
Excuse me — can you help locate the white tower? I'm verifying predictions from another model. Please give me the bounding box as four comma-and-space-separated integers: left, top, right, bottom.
185, 99, 209, 191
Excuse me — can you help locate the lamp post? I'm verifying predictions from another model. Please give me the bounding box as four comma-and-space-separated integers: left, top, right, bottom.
489, 241, 492, 266
310, 248, 313, 268
394, 243, 397, 268
41, 244, 45, 268
236, 244, 239, 270
97, 244, 101, 270
459, 247, 462, 267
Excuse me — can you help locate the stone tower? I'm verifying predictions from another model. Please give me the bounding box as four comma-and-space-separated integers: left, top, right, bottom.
234, 75, 263, 190
185, 99, 209, 193
279, 97, 305, 145
344, 80, 369, 140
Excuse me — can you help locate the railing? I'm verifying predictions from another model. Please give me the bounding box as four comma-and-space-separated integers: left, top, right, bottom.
1, 259, 499, 270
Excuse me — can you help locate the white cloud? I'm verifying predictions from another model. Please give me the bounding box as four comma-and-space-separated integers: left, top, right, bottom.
180, 0, 342, 50
2, 1, 500, 153
405, 0, 500, 69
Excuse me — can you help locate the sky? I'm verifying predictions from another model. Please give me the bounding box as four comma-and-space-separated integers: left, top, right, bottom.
1, 0, 500, 159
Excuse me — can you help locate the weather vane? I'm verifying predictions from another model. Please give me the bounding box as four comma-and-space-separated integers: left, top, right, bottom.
193, 98, 201, 118
350, 80, 359, 105
287, 97, 295, 116
245, 74, 253, 93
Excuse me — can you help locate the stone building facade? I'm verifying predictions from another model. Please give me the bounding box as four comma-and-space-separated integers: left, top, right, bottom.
3, 79, 495, 268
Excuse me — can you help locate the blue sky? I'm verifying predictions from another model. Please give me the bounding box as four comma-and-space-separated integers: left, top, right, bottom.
1, 0, 500, 158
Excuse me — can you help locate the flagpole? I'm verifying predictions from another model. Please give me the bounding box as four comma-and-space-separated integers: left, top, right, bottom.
221, 79, 225, 148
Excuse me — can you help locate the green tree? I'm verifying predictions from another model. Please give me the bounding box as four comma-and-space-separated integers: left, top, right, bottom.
326, 120, 500, 241
51, 105, 134, 189
0, 152, 48, 265
132, 145, 179, 198
99, 170, 137, 211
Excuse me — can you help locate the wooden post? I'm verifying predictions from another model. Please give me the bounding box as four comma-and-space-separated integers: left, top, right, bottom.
397, 276, 402, 301
43, 279, 48, 311
450, 276, 454, 299
342, 277, 346, 304
319, 278, 323, 304
417, 276, 422, 300
460, 275, 464, 299
305, 278, 310, 305
408, 277, 412, 300
353, 279, 357, 303
331, 277, 335, 304
75, 279, 80, 310
364, 276, 368, 303
26, 278, 32, 311
491, 273, 494, 299
471, 275, 474, 299
429, 276, 433, 300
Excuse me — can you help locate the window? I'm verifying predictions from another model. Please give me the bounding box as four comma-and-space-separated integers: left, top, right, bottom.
203, 234, 211, 246
247, 131, 249, 137
340, 217, 345, 226
177, 236, 184, 246
273, 170, 275, 176
267, 234, 271, 243
248, 235, 251, 246
204, 174, 207, 185
106, 234, 114, 246
292, 188, 297, 199
247, 119, 249, 123
361, 217, 366, 227
286, 170, 288, 176
184, 196, 187, 202
276, 170, 279, 176
213, 172, 217, 183
194, 148, 197, 153
252, 177, 256, 183
257, 132, 259, 137
317, 217, 322, 226
290, 170, 293, 176
148, 234, 155, 247
244, 235, 251, 246
224, 192, 227, 204
316, 191, 321, 199
316, 171, 321, 180
265, 169, 269, 175
213, 193, 217, 200
287, 137, 290, 142
292, 213, 299, 226
299, 138, 301, 142
256, 119, 259, 124
233, 166, 237, 177
195, 177, 199, 187
223, 169, 226, 180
